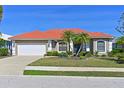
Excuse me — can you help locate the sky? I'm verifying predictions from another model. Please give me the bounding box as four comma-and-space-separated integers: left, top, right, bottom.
0, 5, 124, 37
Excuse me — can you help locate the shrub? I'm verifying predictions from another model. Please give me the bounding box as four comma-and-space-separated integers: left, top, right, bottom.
79, 56, 85, 59
0, 48, 8, 56
114, 53, 124, 59
47, 52, 53, 56
46, 51, 59, 56
108, 49, 124, 57
79, 51, 83, 56
58, 52, 68, 58
111, 49, 124, 54
52, 51, 59, 56
107, 52, 114, 57
115, 53, 124, 64
66, 51, 72, 55
79, 51, 86, 56
85, 52, 92, 57
101, 54, 107, 57
94, 51, 99, 57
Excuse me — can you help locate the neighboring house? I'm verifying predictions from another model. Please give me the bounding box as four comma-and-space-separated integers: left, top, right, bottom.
112, 38, 124, 49
0, 32, 12, 54
9, 28, 113, 56
113, 43, 124, 49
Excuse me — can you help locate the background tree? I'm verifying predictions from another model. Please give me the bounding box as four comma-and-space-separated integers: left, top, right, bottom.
0, 39, 5, 48
115, 12, 124, 49
116, 12, 124, 35
116, 36, 124, 44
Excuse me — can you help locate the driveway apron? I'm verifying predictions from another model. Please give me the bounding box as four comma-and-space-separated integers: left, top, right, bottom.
0, 56, 41, 75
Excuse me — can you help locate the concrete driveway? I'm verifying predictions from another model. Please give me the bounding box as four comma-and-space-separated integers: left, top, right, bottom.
0, 56, 41, 75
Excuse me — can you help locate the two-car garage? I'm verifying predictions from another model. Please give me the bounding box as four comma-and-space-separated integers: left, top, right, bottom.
15, 41, 47, 56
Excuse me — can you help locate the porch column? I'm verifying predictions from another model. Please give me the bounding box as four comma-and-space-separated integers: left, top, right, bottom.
108, 40, 112, 52
12, 41, 16, 56
48, 40, 52, 51
56, 42, 59, 52
93, 39, 97, 53
70, 40, 74, 52
86, 43, 90, 52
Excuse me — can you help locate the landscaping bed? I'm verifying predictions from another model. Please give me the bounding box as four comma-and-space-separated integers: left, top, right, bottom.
24, 70, 124, 77
27, 57, 124, 68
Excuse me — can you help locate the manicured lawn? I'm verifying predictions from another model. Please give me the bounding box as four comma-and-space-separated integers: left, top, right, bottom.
24, 70, 124, 77
28, 57, 124, 68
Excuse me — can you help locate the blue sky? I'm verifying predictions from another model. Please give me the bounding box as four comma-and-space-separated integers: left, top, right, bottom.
0, 5, 124, 37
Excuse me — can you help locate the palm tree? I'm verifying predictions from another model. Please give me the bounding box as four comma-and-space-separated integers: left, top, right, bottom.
62, 30, 74, 53
73, 32, 90, 56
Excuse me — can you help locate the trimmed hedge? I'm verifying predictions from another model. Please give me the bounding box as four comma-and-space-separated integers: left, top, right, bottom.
108, 49, 124, 57
85, 52, 92, 57
66, 51, 72, 55
79, 51, 92, 57
46, 51, 59, 56
58, 52, 68, 57
111, 49, 124, 54
0, 48, 8, 56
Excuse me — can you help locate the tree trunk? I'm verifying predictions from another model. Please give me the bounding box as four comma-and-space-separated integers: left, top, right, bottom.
71, 44, 74, 56
85, 43, 87, 51
76, 44, 83, 56
68, 41, 70, 52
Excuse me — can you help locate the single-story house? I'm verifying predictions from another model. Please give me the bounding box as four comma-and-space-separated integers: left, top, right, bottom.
9, 28, 113, 56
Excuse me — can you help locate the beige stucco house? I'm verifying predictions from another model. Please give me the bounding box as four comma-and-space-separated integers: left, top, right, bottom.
9, 28, 113, 56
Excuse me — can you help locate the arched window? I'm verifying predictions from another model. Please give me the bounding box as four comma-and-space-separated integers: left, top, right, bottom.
97, 41, 105, 52
59, 42, 67, 51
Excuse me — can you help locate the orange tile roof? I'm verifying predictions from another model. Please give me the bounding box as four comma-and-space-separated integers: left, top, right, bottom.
9, 28, 113, 40
88, 32, 113, 38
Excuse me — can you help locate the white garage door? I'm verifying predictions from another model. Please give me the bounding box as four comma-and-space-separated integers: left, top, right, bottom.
17, 44, 46, 56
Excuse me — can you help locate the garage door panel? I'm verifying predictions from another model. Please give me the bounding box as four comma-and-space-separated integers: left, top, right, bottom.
17, 44, 46, 56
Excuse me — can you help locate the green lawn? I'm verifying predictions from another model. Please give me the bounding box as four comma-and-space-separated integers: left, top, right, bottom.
28, 57, 124, 68
24, 70, 124, 77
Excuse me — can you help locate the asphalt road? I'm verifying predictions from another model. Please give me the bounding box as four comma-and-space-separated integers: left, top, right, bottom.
0, 76, 124, 88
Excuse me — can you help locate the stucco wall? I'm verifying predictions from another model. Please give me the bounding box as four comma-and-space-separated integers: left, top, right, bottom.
92, 38, 112, 55
12, 40, 48, 55
12, 39, 113, 56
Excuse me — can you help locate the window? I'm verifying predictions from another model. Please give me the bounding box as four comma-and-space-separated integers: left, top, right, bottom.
59, 42, 67, 51
52, 40, 56, 48
97, 41, 105, 52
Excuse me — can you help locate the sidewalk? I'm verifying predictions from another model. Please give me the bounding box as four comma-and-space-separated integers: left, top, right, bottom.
25, 66, 124, 72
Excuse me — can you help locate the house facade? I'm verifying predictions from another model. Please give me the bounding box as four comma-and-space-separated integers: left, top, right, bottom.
9, 28, 113, 56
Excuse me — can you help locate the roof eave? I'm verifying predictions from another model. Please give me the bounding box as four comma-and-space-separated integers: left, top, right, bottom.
9, 38, 62, 41
91, 37, 113, 39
